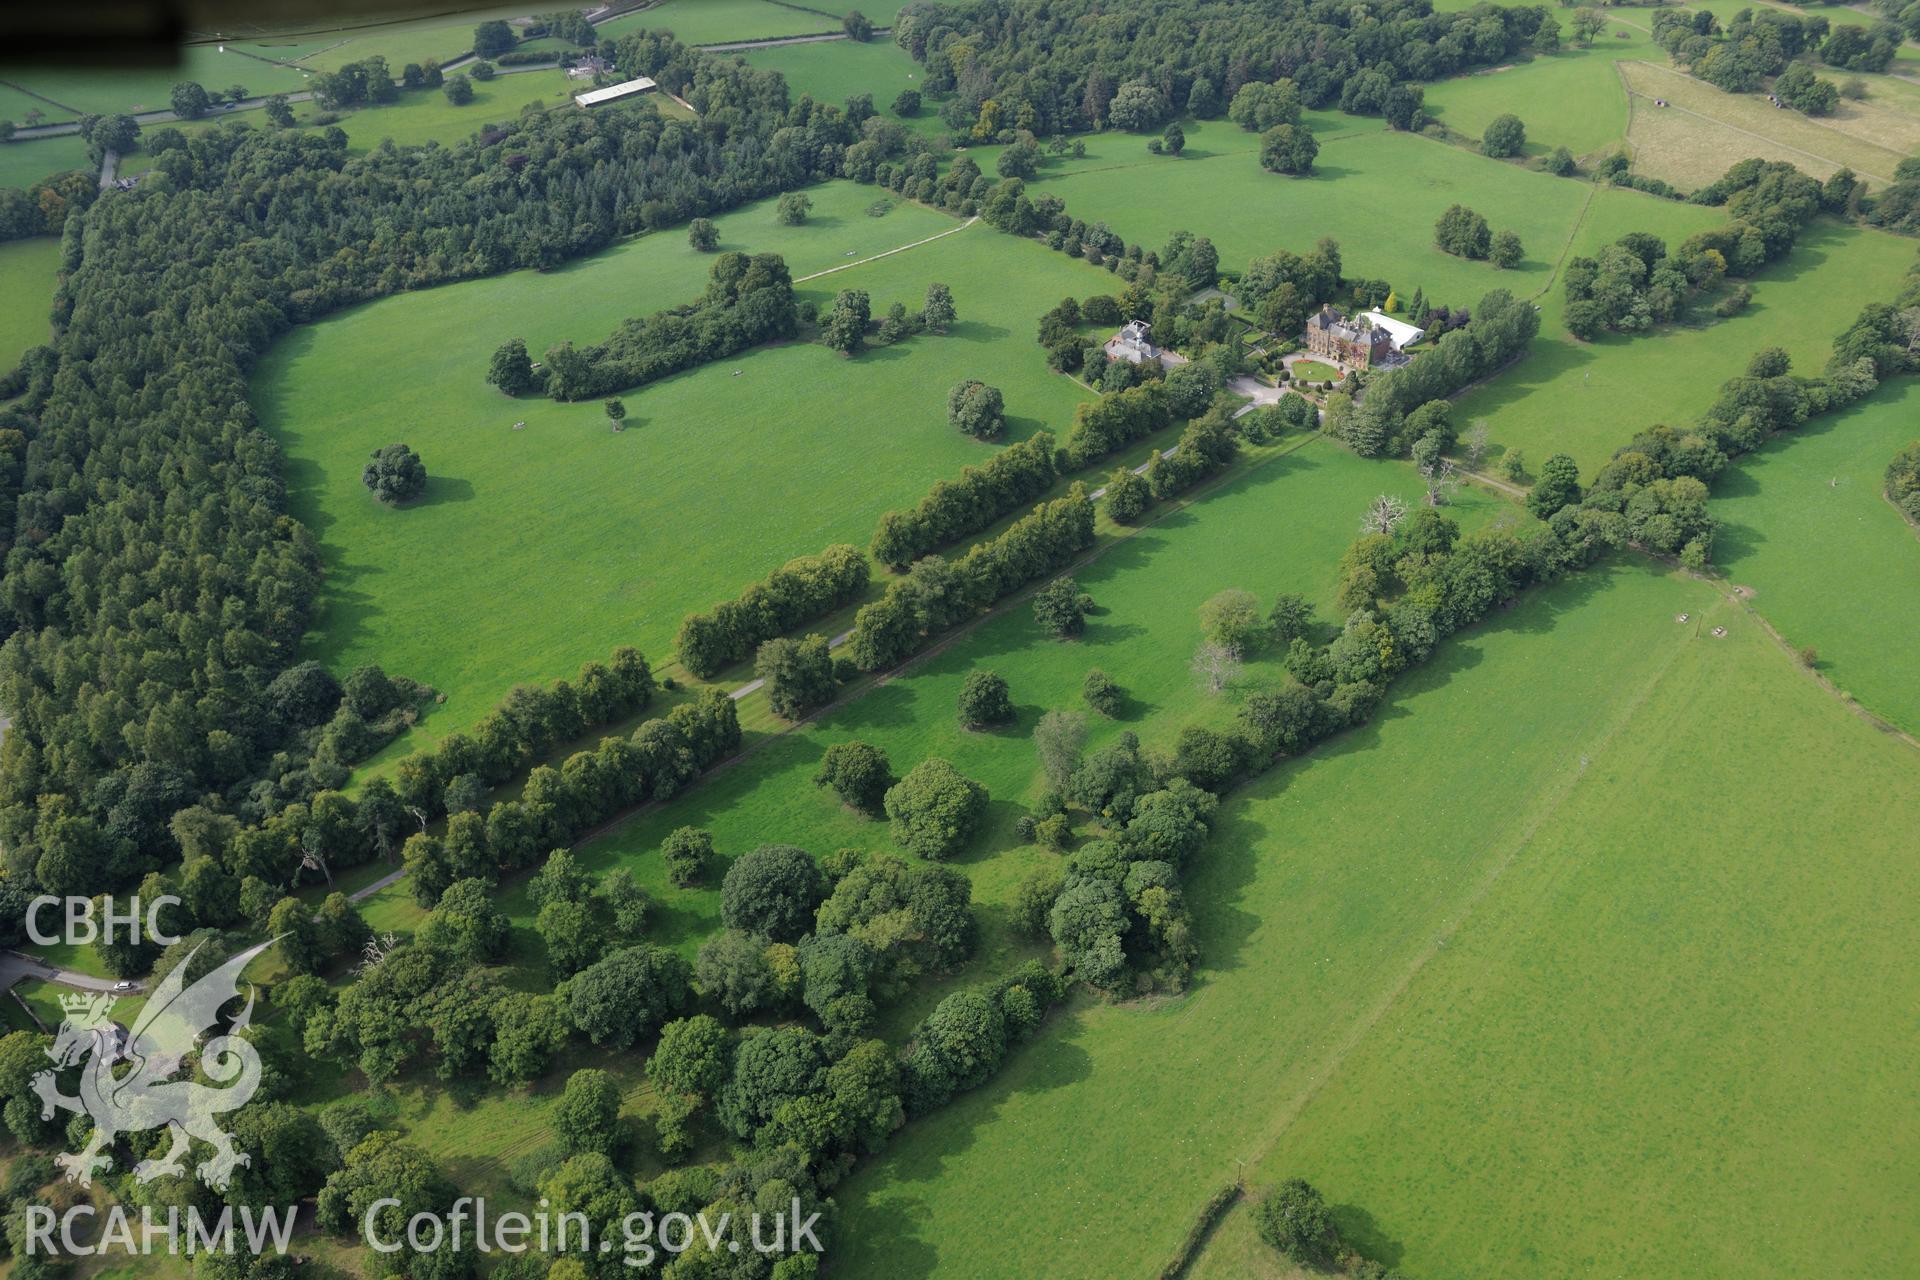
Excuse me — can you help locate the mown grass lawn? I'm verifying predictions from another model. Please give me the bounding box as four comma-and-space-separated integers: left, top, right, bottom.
27, 936, 113, 980
0, 237, 57, 372
257, 186, 1113, 761
1286, 359, 1342, 384
1711, 376, 1920, 735
12, 980, 146, 1034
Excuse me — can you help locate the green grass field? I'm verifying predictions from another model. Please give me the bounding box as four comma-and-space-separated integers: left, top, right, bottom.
1025, 114, 1592, 311
1239, 585, 1920, 1279
806, 0, 923, 27
0, 237, 58, 371
18, 17, 1920, 1277
826, 559, 1721, 1279
831, 548, 1920, 1280
742, 38, 936, 122
313, 69, 596, 152
1454, 215, 1916, 476
348, 434, 1510, 967
115, 70, 660, 183
26, 937, 113, 980
250, 3, 533, 74
10, 980, 146, 1035
1418, 16, 1650, 161
257, 186, 1116, 762
0, 84, 75, 127
194, 35, 337, 64
0, 133, 91, 192
337, 426, 1495, 1182
598, 0, 840, 46
604, 0, 934, 44
1, 49, 311, 118
1712, 377, 1920, 734
5, 70, 594, 197
337, 1046, 663, 1205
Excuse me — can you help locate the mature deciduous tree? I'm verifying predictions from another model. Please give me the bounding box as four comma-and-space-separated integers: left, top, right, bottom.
554, 1068, 622, 1156
776, 191, 812, 225
1482, 113, 1527, 158
815, 741, 894, 814
567, 946, 692, 1049
721, 844, 827, 941
884, 759, 988, 859
362, 444, 426, 504
957, 671, 1014, 729
824, 288, 870, 355
661, 826, 715, 887
1259, 123, 1318, 175
757, 634, 838, 719
946, 379, 1005, 439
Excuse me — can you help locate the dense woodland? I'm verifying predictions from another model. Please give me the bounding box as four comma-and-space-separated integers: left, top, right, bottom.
0, 36, 920, 904
892, 0, 1560, 138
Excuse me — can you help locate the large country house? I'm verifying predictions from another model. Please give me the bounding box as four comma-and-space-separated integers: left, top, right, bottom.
1304, 306, 1424, 370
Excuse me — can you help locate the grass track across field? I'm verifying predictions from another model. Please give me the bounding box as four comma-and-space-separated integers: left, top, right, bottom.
1237, 583, 1920, 1280
833, 549, 1920, 1280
